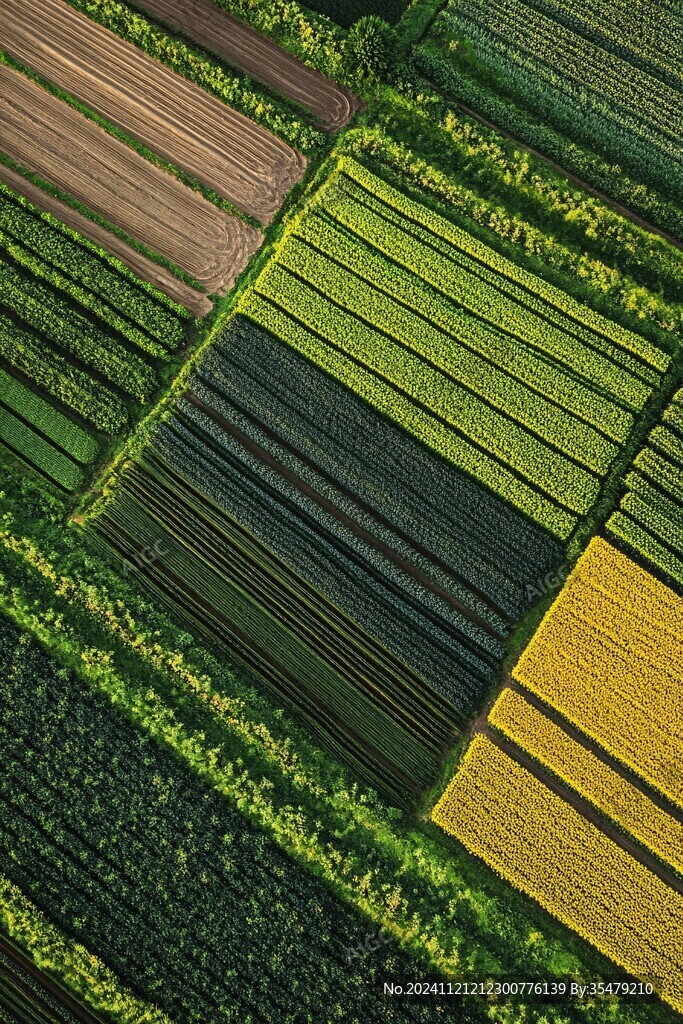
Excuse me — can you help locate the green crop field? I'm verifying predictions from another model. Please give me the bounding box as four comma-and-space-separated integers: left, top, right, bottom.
2, 0, 682, 1021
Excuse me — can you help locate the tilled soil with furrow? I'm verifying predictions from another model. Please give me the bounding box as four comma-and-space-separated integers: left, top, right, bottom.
2, 0, 307, 223
0, 65, 263, 294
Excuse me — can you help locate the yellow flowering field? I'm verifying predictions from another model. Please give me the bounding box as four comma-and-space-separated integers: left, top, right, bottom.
512, 537, 683, 807
489, 688, 683, 874
432, 735, 683, 1013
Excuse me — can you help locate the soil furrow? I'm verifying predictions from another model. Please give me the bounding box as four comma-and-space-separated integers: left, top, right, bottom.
0, 65, 262, 294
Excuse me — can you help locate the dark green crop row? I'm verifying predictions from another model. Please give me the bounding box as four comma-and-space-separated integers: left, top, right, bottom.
608, 389, 683, 590
414, 44, 683, 243
0, 183, 188, 345
0, 366, 98, 465
0, 261, 157, 403
0, 313, 127, 434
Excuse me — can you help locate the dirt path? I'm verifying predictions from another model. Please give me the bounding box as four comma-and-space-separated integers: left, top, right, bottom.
443, 94, 683, 251
484, 727, 683, 895
0, 164, 213, 316
132, 0, 361, 132
3, 0, 306, 224
0, 65, 262, 294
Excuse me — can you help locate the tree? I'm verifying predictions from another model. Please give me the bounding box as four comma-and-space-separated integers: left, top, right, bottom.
346, 16, 399, 82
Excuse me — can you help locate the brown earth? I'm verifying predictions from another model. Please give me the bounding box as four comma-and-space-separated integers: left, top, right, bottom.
2, 0, 307, 223
0, 65, 263, 295
0, 164, 213, 316
131, 0, 361, 132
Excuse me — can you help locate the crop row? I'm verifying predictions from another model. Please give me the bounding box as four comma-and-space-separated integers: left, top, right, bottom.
608, 390, 683, 589
524, 0, 683, 90
296, 212, 634, 442
513, 537, 683, 808
178, 384, 501, 695
437, 1, 683, 199
1, 230, 169, 362
0, 313, 127, 434
94, 437, 462, 803
0, 261, 156, 402
0, 405, 84, 491
0, 615, 445, 1024
242, 290, 575, 539
206, 317, 564, 622
0, 366, 98, 465
488, 688, 683, 874
338, 158, 668, 377
0, 183, 187, 346
278, 234, 619, 474
432, 734, 683, 1014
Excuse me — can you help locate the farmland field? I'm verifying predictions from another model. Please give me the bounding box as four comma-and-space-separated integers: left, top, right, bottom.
2, 0, 306, 224
432, 734, 683, 1014
0, 65, 262, 294
129, 0, 361, 130
2, 0, 683, 1020
513, 537, 683, 807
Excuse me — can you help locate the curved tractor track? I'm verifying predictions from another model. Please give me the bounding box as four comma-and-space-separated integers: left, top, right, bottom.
131, 0, 362, 132
0, 65, 262, 295
2, 0, 307, 224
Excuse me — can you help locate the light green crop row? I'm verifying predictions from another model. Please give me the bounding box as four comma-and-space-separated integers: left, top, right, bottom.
241, 291, 577, 539
296, 212, 633, 443
279, 234, 618, 476
337, 159, 669, 375
0, 405, 84, 490
0, 312, 126, 433
0, 366, 98, 464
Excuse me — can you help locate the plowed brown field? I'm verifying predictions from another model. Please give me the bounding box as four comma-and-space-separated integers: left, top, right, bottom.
0, 165, 213, 316
2, 0, 306, 223
0, 65, 263, 295
132, 0, 361, 132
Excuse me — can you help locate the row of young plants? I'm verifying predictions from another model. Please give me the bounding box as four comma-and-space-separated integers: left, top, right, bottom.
0, 474, 660, 1024
412, 44, 683, 243
488, 688, 683, 875
432, 735, 683, 1015
0, 261, 156, 402
93, 433, 463, 804
429, 1, 683, 202
0, 182, 188, 346
369, 88, 683, 307
513, 538, 683, 810
64, 0, 325, 153
296, 212, 634, 442
608, 389, 683, 589
0, 314, 127, 434
205, 318, 564, 624
0, 614, 465, 1024
521, 0, 682, 90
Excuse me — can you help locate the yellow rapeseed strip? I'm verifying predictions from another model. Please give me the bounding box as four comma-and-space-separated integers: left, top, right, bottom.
512, 537, 683, 807
489, 689, 683, 874
432, 735, 683, 1013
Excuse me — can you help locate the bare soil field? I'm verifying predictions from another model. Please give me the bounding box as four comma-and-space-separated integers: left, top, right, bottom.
2, 0, 307, 223
0, 65, 263, 295
131, 0, 361, 132
0, 164, 213, 316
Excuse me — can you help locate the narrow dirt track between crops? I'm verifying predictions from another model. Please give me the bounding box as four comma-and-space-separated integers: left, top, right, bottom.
2, 0, 307, 223
0, 165, 213, 316
484, 728, 683, 895
131, 0, 362, 132
0, 66, 262, 294
0, 937, 104, 1024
